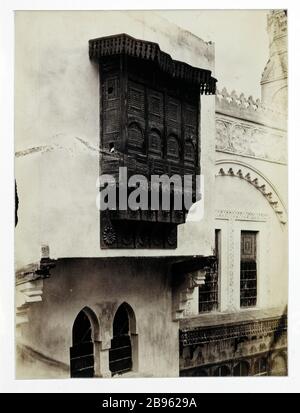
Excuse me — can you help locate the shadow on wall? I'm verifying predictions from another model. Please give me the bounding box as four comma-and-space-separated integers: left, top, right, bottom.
267, 305, 288, 376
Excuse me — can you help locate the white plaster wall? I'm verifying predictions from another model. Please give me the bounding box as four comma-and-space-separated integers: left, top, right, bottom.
214, 176, 288, 311
15, 11, 215, 269
18, 258, 179, 378
262, 79, 288, 112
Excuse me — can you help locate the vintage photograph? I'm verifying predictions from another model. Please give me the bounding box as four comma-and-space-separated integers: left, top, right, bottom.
15, 9, 288, 378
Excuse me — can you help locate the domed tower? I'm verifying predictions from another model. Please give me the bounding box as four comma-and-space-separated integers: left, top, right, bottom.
261, 10, 287, 112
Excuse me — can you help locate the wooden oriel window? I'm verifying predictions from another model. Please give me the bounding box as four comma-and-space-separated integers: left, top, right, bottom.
240, 231, 257, 308
89, 34, 217, 249
198, 230, 220, 313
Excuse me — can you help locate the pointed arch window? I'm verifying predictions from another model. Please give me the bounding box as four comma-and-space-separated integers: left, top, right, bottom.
70, 310, 94, 378
233, 361, 250, 376
109, 303, 137, 376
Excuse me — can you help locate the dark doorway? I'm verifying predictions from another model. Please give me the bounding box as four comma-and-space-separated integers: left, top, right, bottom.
70, 310, 94, 378
254, 357, 268, 376
109, 304, 132, 376
233, 361, 250, 376
213, 365, 231, 376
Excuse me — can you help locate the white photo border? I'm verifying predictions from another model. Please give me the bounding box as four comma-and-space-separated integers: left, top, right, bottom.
0, 0, 299, 393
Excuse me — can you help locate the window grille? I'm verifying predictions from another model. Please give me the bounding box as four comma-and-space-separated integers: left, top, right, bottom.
240, 231, 257, 308
198, 230, 219, 313
254, 357, 268, 376
70, 311, 94, 378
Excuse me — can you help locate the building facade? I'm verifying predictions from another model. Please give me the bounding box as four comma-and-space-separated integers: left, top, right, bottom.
15, 10, 287, 378
180, 10, 288, 377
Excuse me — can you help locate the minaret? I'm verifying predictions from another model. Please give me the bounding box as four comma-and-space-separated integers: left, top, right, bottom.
261, 10, 287, 112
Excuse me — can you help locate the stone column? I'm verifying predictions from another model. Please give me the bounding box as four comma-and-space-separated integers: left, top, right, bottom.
97, 336, 112, 378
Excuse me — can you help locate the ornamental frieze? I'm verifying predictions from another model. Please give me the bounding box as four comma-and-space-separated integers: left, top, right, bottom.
215, 117, 287, 164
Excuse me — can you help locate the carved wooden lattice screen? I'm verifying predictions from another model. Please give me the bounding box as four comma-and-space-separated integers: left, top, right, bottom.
89, 34, 217, 249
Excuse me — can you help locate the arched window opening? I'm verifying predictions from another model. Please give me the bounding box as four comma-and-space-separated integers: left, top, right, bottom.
148, 129, 162, 157
109, 303, 136, 376
233, 361, 250, 376
128, 123, 144, 155
70, 310, 94, 378
254, 357, 268, 376
184, 141, 195, 163
167, 135, 180, 160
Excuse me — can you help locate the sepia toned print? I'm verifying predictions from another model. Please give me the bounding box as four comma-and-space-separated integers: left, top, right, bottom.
15, 10, 287, 378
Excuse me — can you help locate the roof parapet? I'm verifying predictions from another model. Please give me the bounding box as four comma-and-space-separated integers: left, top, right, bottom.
216, 87, 286, 130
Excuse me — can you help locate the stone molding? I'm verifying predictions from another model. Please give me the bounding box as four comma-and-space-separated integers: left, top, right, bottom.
216, 210, 269, 222
89, 33, 217, 93
180, 314, 287, 346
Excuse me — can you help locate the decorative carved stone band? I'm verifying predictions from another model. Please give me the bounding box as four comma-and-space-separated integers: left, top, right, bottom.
180, 315, 287, 346
215, 210, 269, 222
215, 115, 287, 164
89, 34, 217, 93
